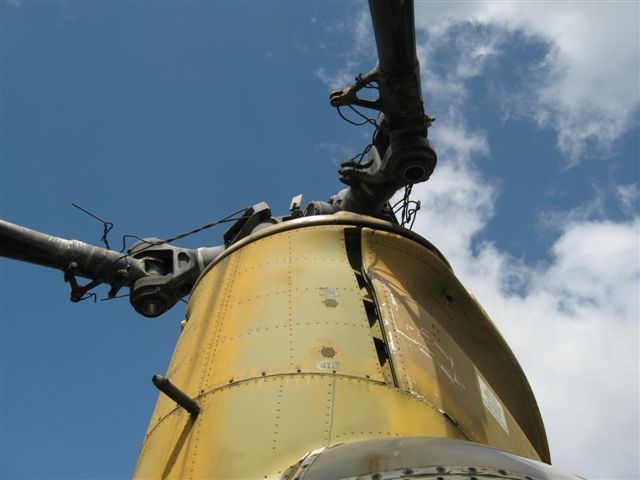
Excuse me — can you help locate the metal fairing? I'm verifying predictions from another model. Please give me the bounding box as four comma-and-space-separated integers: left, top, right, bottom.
133, 216, 549, 479
360, 228, 548, 461
279, 437, 579, 480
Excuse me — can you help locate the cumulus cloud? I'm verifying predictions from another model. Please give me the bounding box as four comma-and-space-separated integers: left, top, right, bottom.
411, 123, 494, 264
415, 1, 640, 166
616, 183, 639, 216
536, 185, 608, 233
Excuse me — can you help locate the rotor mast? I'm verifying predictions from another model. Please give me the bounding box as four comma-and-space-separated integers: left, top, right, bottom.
328, 0, 437, 217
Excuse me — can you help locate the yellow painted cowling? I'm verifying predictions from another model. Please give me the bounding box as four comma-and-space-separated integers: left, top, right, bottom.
133, 213, 549, 479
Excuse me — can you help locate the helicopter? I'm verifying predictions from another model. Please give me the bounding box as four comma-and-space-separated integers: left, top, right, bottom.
1, 1, 593, 479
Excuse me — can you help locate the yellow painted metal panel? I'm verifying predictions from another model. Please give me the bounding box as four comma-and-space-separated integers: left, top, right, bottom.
137, 374, 465, 479
361, 228, 544, 461
134, 222, 548, 479
146, 256, 235, 424
135, 409, 195, 480
330, 376, 465, 444
135, 226, 394, 478
191, 226, 384, 389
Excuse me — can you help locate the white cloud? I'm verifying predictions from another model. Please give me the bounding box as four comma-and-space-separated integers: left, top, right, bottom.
411, 122, 495, 264
468, 220, 640, 479
316, 67, 353, 91
415, 1, 640, 166
536, 185, 608, 233
616, 183, 639, 216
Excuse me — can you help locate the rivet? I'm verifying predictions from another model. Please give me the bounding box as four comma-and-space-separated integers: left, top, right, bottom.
436, 466, 446, 473
371, 474, 381, 480
498, 470, 508, 475
468, 467, 477, 473
403, 469, 413, 475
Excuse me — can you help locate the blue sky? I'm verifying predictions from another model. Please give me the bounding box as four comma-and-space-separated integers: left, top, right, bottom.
1, 1, 638, 479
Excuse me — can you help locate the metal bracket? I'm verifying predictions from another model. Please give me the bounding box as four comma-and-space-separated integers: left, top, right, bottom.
152, 375, 200, 417
106, 268, 129, 298
223, 202, 274, 247
329, 69, 382, 111
289, 194, 304, 218
64, 262, 101, 303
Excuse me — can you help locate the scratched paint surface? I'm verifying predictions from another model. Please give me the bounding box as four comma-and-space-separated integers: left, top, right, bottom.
361, 228, 544, 461
134, 223, 467, 479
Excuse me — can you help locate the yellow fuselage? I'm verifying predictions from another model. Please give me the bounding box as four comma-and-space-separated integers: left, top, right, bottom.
134, 213, 548, 478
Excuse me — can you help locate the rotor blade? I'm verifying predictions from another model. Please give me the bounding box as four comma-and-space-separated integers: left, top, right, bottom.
0, 219, 144, 284
369, 0, 418, 73
368, 0, 425, 129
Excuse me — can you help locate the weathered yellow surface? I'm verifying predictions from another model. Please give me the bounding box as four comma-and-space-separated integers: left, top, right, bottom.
133, 220, 548, 479
135, 374, 465, 479
361, 228, 548, 461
